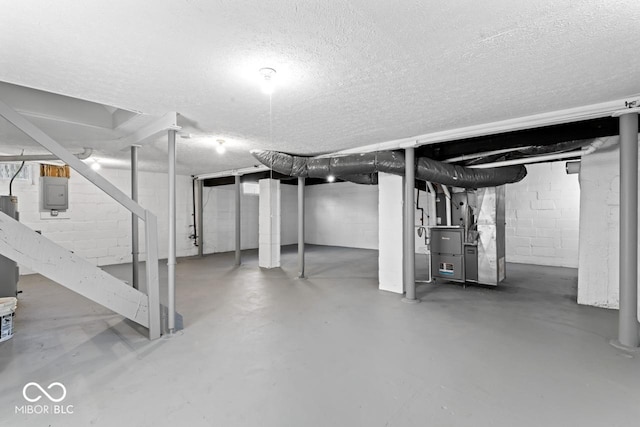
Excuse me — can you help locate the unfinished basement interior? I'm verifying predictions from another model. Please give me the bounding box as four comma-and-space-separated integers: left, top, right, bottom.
0, 2, 639, 426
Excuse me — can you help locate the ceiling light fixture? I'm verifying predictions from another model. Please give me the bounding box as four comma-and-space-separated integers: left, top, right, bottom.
216, 139, 226, 154
91, 159, 101, 171
259, 67, 277, 95
327, 175, 335, 183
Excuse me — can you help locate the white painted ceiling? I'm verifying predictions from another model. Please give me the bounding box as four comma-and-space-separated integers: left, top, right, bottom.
0, 0, 639, 175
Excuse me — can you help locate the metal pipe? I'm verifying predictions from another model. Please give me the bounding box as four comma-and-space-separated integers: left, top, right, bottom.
131, 145, 140, 290
403, 147, 417, 301
0, 147, 93, 162
565, 161, 581, 175
442, 185, 452, 226
467, 139, 606, 169
191, 177, 198, 248
444, 146, 529, 163
198, 180, 204, 257
298, 176, 306, 278
167, 129, 177, 333
617, 112, 639, 348
195, 165, 270, 181
235, 175, 241, 265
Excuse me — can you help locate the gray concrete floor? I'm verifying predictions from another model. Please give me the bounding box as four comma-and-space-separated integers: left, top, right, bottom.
0, 245, 639, 427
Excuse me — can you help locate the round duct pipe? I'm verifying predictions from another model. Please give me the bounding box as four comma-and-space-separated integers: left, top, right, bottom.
566, 161, 581, 174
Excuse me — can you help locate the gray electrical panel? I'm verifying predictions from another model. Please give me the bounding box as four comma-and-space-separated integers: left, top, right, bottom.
0, 195, 19, 297
41, 176, 68, 211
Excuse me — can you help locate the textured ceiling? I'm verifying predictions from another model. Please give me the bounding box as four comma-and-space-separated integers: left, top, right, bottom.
0, 0, 639, 175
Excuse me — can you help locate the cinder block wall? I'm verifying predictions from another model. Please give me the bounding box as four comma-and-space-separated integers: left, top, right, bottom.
201, 183, 297, 254
305, 182, 378, 249
1, 165, 197, 270
505, 162, 581, 268
576, 135, 639, 314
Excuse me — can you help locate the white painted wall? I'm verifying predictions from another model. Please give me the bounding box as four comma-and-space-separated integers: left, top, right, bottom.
1, 164, 196, 270
201, 182, 297, 255
577, 136, 640, 319
259, 178, 281, 268
378, 173, 403, 293
305, 182, 378, 249
281, 184, 298, 246
505, 162, 581, 268
201, 185, 259, 253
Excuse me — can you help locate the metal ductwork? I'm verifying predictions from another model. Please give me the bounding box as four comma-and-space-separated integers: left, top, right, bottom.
250, 149, 527, 188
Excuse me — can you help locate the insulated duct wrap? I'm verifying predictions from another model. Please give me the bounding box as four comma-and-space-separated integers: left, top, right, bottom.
250, 149, 526, 188
415, 157, 526, 188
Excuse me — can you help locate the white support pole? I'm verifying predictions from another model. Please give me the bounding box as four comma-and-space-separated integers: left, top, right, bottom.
145, 210, 161, 340
298, 176, 306, 278
235, 175, 241, 266
167, 129, 177, 333
197, 179, 204, 257
131, 145, 140, 290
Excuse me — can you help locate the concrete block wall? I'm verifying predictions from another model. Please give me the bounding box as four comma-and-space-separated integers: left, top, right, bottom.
577, 135, 640, 317
259, 179, 280, 268
505, 162, 581, 268
378, 173, 403, 293
281, 184, 298, 246
200, 182, 297, 254
201, 185, 259, 253
1, 164, 197, 270
305, 182, 378, 249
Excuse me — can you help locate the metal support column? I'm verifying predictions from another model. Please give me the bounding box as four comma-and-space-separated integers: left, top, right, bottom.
403, 147, 417, 303
167, 129, 177, 333
197, 179, 204, 257
297, 176, 306, 278
131, 145, 140, 290
615, 112, 639, 349
235, 175, 241, 265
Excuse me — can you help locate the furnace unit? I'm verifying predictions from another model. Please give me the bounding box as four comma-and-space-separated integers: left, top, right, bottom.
430, 186, 506, 286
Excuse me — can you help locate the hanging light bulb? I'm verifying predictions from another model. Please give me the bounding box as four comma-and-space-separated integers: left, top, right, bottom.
216, 139, 226, 154
259, 67, 276, 95
327, 175, 335, 183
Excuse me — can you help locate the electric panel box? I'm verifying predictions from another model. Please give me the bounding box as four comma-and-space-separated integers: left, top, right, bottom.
40, 177, 68, 211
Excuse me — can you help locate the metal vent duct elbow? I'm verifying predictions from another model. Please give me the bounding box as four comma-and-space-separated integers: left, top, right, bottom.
250, 149, 526, 188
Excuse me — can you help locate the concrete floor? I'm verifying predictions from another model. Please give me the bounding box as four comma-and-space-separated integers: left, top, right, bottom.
0, 245, 639, 427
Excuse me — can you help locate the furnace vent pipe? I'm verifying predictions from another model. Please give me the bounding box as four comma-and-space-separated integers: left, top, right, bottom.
441, 185, 452, 226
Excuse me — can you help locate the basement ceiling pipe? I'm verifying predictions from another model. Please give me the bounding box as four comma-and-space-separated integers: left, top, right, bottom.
0, 147, 93, 162
250, 149, 527, 189
566, 161, 581, 174
467, 138, 606, 169
444, 146, 529, 163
